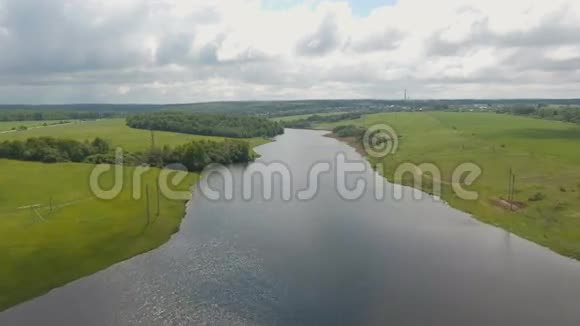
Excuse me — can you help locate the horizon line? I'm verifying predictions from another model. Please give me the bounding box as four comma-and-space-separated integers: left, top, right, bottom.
1, 98, 580, 107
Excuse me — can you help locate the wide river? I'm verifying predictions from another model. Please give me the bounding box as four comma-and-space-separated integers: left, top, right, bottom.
2, 129, 580, 325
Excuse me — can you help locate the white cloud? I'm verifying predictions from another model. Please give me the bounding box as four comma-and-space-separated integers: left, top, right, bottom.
0, 0, 579, 103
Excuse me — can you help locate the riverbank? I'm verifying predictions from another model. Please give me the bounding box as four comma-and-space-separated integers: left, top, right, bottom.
0, 160, 199, 311
320, 112, 580, 261
0, 119, 273, 311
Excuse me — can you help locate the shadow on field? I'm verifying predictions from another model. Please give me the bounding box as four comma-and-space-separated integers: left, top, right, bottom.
500, 127, 580, 140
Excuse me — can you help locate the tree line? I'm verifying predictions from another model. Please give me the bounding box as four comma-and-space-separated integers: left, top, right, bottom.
0, 136, 252, 172
496, 105, 580, 124
0, 137, 111, 163
86, 139, 252, 171
126, 112, 284, 138
0, 110, 119, 122
283, 113, 362, 129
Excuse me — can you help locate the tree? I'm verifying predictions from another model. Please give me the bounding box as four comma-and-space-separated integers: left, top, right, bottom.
91, 137, 110, 154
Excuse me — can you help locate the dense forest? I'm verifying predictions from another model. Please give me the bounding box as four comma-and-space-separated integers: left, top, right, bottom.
126, 112, 284, 138
0, 136, 252, 172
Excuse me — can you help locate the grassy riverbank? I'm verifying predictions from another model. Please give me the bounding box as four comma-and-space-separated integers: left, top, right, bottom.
0, 160, 198, 310
0, 118, 271, 311
320, 112, 580, 260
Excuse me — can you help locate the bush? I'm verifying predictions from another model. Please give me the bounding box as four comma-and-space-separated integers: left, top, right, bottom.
332, 125, 366, 138
511, 105, 537, 116
528, 192, 546, 202
84, 152, 142, 165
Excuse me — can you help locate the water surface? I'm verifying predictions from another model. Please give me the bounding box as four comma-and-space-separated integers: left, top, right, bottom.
2, 129, 580, 325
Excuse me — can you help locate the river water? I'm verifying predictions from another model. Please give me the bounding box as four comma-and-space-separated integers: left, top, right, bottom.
1, 129, 580, 325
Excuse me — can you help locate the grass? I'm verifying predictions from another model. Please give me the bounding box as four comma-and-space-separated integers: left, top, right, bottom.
0, 119, 271, 151
0, 118, 271, 311
0, 159, 199, 310
0, 121, 70, 132
320, 112, 580, 260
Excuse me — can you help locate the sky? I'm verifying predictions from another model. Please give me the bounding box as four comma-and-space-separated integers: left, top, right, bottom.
0, 0, 579, 104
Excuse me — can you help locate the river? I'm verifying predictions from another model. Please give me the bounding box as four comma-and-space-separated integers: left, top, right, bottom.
1, 129, 580, 325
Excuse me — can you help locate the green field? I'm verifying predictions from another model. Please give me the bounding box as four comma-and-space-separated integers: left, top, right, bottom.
0, 121, 70, 132
0, 119, 270, 151
0, 118, 271, 311
320, 112, 580, 259
0, 160, 198, 310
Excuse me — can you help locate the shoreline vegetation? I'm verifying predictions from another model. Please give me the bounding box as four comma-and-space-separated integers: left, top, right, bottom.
0, 136, 254, 171
280, 113, 362, 129
0, 116, 274, 311
320, 112, 580, 261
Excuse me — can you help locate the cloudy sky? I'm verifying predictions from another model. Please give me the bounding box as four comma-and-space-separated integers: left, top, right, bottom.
0, 0, 579, 104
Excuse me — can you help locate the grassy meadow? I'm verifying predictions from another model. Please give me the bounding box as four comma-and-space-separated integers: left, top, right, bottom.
0, 118, 268, 151
319, 112, 580, 259
0, 121, 69, 132
0, 118, 271, 310
0, 160, 198, 310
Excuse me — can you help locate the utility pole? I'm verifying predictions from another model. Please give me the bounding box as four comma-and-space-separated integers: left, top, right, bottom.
507, 168, 513, 210
145, 184, 151, 226
511, 173, 516, 211
156, 182, 161, 217
150, 129, 156, 150
404, 89, 407, 102
507, 168, 517, 211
